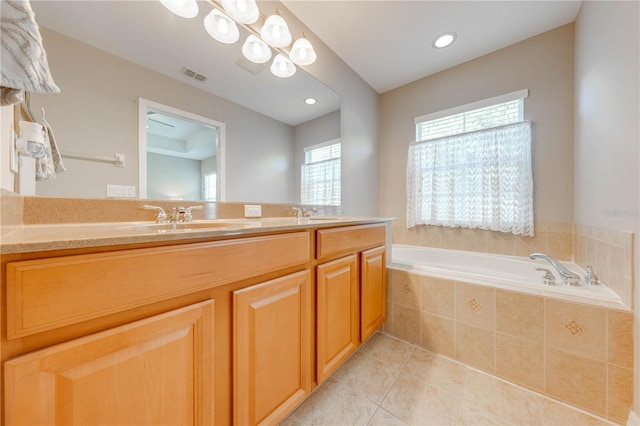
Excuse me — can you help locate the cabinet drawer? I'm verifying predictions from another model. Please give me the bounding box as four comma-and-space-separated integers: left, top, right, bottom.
6, 232, 310, 339
316, 224, 385, 260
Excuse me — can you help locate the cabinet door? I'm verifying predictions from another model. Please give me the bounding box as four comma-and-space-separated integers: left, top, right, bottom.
233, 271, 312, 426
361, 246, 387, 342
4, 300, 215, 426
316, 254, 359, 383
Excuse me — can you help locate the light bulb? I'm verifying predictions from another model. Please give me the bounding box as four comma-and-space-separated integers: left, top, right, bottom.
270, 54, 296, 78
260, 13, 292, 48
221, 0, 259, 24
241, 34, 271, 63
290, 37, 317, 66
204, 9, 239, 44
218, 17, 228, 34
159, 0, 198, 18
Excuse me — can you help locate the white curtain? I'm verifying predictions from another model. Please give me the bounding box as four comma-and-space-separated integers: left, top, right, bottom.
301, 158, 341, 206
406, 121, 533, 236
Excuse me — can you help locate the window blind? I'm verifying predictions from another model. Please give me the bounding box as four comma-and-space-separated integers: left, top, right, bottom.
416, 99, 523, 142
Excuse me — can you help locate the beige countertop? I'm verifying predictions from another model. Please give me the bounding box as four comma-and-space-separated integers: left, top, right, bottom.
0, 217, 389, 254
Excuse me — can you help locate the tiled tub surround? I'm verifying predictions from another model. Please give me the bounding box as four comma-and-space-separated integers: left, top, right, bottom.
391, 219, 634, 309
384, 268, 634, 423
574, 224, 635, 311
392, 219, 574, 261
391, 245, 623, 308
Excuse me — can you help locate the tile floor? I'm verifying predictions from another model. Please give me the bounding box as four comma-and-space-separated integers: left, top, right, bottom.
280, 332, 615, 426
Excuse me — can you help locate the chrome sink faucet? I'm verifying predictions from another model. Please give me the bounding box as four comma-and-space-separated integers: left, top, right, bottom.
169, 205, 203, 223
291, 207, 317, 221
529, 253, 581, 286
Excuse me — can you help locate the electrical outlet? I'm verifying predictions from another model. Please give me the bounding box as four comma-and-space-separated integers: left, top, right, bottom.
107, 184, 136, 198
244, 204, 262, 217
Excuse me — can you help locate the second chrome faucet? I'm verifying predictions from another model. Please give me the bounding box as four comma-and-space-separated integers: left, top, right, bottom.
529, 253, 581, 286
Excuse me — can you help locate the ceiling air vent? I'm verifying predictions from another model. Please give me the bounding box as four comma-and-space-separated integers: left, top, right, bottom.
180, 66, 208, 82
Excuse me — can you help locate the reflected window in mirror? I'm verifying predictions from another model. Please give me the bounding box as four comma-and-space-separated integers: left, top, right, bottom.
301, 140, 341, 206
203, 172, 217, 201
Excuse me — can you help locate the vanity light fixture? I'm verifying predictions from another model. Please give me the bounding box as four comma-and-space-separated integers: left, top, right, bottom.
304, 97, 317, 105
289, 35, 317, 66
271, 54, 296, 78
242, 34, 272, 63
433, 32, 457, 49
158, 0, 317, 78
221, 0, 259, 24
159, 0, 198, 18
204, 9, 240, 44
260, 11, 292, 48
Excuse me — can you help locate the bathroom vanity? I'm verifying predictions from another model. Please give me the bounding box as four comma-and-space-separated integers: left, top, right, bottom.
0, 217, 387, 425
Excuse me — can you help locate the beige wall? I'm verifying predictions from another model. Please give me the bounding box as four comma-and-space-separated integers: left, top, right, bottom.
32, 28, 295, 203
379, 24, 575, 224
573, 0, 640, 416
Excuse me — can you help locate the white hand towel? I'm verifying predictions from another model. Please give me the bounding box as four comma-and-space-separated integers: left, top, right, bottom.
42, 114, 65, 173
0, 0, 60, 106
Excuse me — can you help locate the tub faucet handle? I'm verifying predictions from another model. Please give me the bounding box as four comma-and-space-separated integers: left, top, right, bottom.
584, 265, 600, 286
535, 267, 557, 286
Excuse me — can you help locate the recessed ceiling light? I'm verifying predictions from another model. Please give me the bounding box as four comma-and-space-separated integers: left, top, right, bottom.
433, 32, 456, 49
304, 97, 317, 105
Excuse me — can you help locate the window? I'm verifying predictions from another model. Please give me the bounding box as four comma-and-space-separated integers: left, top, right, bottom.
407, 90, 533, 236
416, 98, 523, 141
203, 172, 217, 201
301, 141, 341, 206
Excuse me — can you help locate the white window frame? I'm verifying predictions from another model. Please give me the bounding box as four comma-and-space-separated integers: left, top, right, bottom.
414, 89, 528, 127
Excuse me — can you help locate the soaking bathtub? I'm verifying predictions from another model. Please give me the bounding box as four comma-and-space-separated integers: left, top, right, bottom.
389, 244, 623, 307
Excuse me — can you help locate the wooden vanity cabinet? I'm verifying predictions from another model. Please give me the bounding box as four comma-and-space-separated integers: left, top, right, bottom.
315, 224, 387, 383
2, 231, 311, 426
1, 222, 388, 425
5, 300, 215, 425
360, 246, 387, 342
316, 254, 359, 383
233, 270, 312, 425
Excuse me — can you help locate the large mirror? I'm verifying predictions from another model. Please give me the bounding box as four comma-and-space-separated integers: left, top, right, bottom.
28, 0, 341, 204
140, 98, 225, 201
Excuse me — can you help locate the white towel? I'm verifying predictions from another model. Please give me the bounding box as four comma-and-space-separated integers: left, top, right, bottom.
0, 0, 60, 106
35, 109, 65, 180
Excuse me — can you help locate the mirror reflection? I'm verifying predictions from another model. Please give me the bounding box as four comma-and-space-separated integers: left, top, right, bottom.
144, 105, 220, 201
28, 0, 341, 204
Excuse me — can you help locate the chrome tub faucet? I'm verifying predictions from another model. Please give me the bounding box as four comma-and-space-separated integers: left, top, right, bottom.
529, 253, 581, 286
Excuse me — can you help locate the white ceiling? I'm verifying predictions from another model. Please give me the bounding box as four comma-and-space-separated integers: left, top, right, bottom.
31, 0, 582, 122
284, 0, 582, 93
